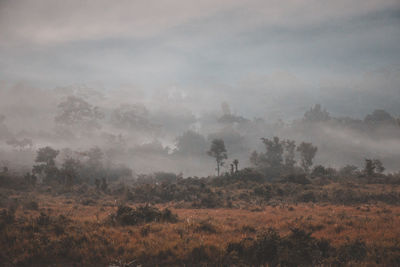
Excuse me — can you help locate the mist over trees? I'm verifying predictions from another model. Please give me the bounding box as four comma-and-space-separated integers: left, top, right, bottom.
0, 84, 399, 177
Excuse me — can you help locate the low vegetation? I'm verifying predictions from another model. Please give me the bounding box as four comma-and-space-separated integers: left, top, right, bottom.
0, 129, 400, 266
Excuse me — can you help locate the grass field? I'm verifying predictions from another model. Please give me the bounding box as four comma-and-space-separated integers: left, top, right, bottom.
1, 183, 400, 266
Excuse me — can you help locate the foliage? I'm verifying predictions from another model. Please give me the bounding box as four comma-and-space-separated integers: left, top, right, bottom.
32, 146, 60, 184
113, 205, 178, 226
207, 138, 228, 176
297, 142, 318, 173
55, 95, 103, 129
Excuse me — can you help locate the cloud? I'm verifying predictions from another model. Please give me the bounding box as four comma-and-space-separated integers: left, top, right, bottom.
0, 0, 399, 119
1, 0, 398, 46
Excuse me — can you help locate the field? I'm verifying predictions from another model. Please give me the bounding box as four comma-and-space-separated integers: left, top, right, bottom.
1, 176, 400, 266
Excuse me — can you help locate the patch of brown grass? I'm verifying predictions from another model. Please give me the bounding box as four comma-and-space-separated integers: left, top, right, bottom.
1, 190, 400, 266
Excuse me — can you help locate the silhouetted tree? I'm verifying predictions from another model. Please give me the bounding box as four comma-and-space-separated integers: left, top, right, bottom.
364, 159, 375, 176
364, 109, 395, 124
233, 159, 239, 172
297, 142, 317, 173
373, 159, 385, 174
364, 158, 385, 175
303, 104, 330, 122
207, 139, 227, 176
32, 146, 59, 183
261, 137, 284, 168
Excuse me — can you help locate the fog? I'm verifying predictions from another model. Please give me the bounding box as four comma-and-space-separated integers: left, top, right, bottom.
0, 82, 399, 177
0, 0, 399, 177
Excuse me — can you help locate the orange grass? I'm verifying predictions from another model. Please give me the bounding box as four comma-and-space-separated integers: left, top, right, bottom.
2, 190, 400, 266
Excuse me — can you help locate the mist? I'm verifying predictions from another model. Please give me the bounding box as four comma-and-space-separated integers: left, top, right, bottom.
0, 0, 399, 177
0, 81, 399, 177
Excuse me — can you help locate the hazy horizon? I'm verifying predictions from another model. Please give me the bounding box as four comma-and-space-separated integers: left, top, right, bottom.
0, 0, 400, 176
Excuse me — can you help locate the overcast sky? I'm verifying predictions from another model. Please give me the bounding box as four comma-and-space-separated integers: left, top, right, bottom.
1, 0, 399, 118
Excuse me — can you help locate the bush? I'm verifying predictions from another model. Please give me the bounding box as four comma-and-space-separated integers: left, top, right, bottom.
338, 239, 367, 263
195, 220, 218, 234
24, 200, 39, 210
282, 173, 311, 184
226, 227, 332, 266
114, 205, 178, 226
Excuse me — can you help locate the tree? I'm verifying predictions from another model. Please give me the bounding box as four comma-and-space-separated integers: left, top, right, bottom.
364, 158, 385, 176
364, 109, 395, 124
283, 139, 296, 169
303, 104, 330, 122
110, 104, 155, 132
297, 142, 317, 173
55, 96, 103, 129
230, 163, 234, 175
84, 147, 104, 168
339, 165, 359, 176
364, 159, 375, 176
174, 130, 208, 156
373, 159, 385, 174
233, 159, 239, 173
207, 139, 227, 176
60, 158, 82, 186
33, 146, 60, 183
261, 137, 284, 168
77, 147, 105, 184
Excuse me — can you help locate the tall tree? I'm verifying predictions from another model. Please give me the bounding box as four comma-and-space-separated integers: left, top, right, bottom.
261, 137, 284, 168
297, 142, 318, 173
233, 159, 239, 172
364, 159, 375, 176
364, 158, 385, 176
207, 139, 227, 176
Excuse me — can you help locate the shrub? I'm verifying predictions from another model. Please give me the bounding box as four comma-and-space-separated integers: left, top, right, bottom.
195, 220, 218, 234
24, 200, 39, 210
338, 239, 367, 263
226, 227, 333, 266
114, 205, 178, 226
282, 173, 311, 184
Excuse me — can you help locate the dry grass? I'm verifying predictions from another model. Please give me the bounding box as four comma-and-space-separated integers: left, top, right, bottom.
1, 189, 399, 266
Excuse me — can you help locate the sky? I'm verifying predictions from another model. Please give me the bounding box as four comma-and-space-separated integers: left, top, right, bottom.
1, 0, 400, 118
